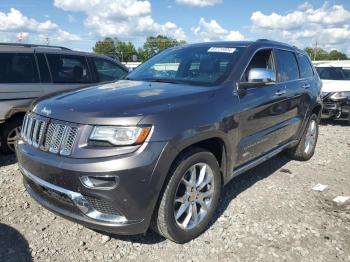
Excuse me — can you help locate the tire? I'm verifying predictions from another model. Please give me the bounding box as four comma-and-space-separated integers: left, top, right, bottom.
287, 114, 319, 161
153, 148, 221, 243
0, 116, 23, 154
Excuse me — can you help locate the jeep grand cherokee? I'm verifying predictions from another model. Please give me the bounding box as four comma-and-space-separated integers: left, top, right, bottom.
16, 39, 322, 243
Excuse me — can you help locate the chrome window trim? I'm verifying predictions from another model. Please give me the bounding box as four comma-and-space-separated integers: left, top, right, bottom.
238, 46, 310, 88
239, 46, 277, 83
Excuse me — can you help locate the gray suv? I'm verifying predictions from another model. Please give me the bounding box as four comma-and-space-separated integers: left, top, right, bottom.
16, 40, 322, 243
0, 43, 128, 154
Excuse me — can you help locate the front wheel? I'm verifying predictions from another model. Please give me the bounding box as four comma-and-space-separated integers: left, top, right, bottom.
153, 148, 221, 243
287, 114, 319, 161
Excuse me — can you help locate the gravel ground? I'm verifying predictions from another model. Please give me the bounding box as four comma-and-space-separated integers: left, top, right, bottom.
0, 121, 349, 262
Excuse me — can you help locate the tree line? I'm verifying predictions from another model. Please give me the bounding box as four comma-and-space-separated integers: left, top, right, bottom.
304, 47, 348, 61
92, 35, 185, 62
93, 36, 348, 62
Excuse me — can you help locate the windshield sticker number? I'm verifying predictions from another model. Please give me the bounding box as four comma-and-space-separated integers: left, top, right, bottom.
208, 47, 236, 53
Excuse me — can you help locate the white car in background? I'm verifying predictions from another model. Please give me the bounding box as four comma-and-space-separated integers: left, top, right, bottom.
314, 61, 350, 122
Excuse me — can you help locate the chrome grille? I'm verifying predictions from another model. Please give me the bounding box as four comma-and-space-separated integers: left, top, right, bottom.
21, 114, 78, 156
48, 124, 66, 154
60, 127, 79, 156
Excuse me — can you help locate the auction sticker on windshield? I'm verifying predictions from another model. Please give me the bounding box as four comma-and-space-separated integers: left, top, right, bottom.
208, 47, 236, 53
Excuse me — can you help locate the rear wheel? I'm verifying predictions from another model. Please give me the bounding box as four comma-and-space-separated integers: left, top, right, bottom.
153, 148, 221, 243
287, 114, 319, 161
0, 117, 23, 154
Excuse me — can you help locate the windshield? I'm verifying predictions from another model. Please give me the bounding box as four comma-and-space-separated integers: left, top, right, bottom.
316, 67, 350, 80
127, 46, 244, 86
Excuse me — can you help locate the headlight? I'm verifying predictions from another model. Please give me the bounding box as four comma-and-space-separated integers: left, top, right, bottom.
330, 92, 350, 100
90, 126, 151, 146
321, 92, 329, 98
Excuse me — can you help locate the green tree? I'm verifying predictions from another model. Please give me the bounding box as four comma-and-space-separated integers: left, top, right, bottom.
137, 47, 149, 62
303, 47, 348, 61
92, 38, 116, 56
140, 35, 186, 61
93, 38, 138, 62
304, 47, 314, 59
115, 40, 137, 62
93, 35, 186, 62
328, 50, 347, 60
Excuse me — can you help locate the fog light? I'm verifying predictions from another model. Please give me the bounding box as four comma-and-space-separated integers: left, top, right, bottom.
80, 176, 119, 190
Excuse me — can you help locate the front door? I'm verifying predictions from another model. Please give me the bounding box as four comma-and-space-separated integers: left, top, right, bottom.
236, 48, 292, 166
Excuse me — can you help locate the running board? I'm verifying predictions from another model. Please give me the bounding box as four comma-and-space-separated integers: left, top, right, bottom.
232, 140, 297, 177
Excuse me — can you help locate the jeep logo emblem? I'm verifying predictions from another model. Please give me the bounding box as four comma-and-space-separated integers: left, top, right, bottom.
41, 107, 51, 116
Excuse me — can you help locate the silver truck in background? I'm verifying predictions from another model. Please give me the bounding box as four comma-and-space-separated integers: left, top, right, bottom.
0, 43, 128, 154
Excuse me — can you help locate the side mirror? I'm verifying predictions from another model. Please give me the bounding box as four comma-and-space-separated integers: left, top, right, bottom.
239, 68, 276, 89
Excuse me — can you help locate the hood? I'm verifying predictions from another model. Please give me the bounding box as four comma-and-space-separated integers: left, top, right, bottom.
321, 80, 350, 93
32, 80, 214, 125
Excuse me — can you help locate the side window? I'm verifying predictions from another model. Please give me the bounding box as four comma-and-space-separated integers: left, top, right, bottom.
0, 53, 39, 83
46, 54, 91, 84
297, 54, 314, 79
36, 53, 51, 83
275, 50, 299, 82
243, 49, 275, 81
92, 58, 127, 82
342, 68, 350, 80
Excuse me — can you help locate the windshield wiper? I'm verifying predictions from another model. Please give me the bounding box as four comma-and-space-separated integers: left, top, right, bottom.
142, 78, 181, 84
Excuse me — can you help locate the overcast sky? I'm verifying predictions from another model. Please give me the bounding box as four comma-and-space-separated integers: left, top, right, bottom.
0, 0, 350, 54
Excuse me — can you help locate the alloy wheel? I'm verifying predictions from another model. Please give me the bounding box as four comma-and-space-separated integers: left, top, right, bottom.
304, 119, 317, 154
7, 126, 21, 152
173, 163, 215, 230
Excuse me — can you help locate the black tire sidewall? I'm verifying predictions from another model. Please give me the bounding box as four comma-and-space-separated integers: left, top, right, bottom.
162, 151, 221, 243
0, 117, 23, 154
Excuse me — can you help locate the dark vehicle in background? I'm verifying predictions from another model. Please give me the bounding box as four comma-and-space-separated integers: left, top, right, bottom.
0, 43, 128, 154
314, 62, 350, 122
16, 40, 322, 243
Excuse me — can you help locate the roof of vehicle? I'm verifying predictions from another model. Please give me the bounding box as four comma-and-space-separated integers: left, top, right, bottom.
313, 60, 350, 67
0, 43, 72, 52
176, 39, 306, 53
0, 42, 115, 56
0, 42, 126, 69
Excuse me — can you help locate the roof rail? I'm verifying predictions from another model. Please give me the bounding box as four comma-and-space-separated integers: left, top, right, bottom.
256, 39, 296, 48
0, 43, 72, 51
256, 39, 289, 45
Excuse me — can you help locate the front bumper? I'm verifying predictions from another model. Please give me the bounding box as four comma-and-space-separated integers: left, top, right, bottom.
321, 99, 350, 120
16, 140, 174, 235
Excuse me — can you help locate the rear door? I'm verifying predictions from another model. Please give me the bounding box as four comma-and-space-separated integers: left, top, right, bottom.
295, 52, 315, 124
43, 53, 92, 94
274, 49, 307, 140
0, 52, 43, 119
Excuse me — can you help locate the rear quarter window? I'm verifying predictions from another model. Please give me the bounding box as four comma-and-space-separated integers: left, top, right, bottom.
297, 54, 314, 79
0, 53, 39, 83
92, 58, 127, 82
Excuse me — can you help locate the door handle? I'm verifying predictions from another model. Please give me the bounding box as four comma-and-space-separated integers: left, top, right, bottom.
275, 90, 286, 96
303, 84, 311, 89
